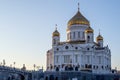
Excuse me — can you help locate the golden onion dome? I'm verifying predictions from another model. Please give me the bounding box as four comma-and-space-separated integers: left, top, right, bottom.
96, 34, 103, 41
67, 11, 90, 28
52, 29, 60, 37
85, 26, 93, 33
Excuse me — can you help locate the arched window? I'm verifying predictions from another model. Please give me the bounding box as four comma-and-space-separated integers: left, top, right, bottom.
75, 55, 78, 63
87, 36, 90, 42
56, 67, 59, 71
53, 39, 56, 44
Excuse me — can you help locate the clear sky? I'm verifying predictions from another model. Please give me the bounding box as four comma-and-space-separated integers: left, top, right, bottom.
0, 0, 120, 70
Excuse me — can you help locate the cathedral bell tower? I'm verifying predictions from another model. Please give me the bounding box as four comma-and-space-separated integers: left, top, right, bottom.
85, 26, 94, 43
96, 32, 103, 47
52, 27, 60, 46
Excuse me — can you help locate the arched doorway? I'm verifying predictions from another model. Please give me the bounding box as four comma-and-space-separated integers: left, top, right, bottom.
69, 66, 73, 71
75, 66, 78, 71
56, 67, 59, 71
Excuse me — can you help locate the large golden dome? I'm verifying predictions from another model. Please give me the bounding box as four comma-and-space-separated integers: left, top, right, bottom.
67, 10, 90, 27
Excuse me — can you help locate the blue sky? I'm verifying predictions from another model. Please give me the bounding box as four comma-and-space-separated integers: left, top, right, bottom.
0, 0, 120, 70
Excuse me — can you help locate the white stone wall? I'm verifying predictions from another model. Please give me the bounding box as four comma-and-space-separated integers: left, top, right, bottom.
46, 49, 54, 71
47, 23, 111, 74
49, 42, 111, 74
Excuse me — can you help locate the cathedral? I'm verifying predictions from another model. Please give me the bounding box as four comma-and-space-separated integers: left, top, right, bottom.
46, 5, 111, 74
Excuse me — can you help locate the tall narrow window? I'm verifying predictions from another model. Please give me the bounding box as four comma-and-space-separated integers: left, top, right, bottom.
78, 32, 80, 38
56, 56, 59, 63
73, 32, 75, 39
64, 56, 66, 63
82, 32, 85, 39
87, 55, 90, 63
75, 55, 78, 63
53, 39, 56, 44
64, 55, 70, 63
67, 55, 70, 63
87, 36, 90, 42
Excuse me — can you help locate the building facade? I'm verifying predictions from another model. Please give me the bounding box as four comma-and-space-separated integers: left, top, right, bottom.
47, 7, 111, 74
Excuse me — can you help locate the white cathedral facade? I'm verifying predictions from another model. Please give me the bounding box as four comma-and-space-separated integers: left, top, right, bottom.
46, 7, 111, 74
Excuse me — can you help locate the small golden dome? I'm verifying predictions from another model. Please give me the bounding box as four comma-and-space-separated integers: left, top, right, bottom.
52, 29, 60, 37
67, 11, 90, 27
96, 34, 103, 41
85, 26, 93, 33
